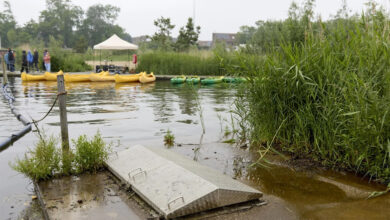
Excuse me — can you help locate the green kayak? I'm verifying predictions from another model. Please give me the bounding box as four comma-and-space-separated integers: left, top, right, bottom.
222, 77, 247, 83
186, 76, 200, 84
171, 76, 186, 84
201, 76, 224, 85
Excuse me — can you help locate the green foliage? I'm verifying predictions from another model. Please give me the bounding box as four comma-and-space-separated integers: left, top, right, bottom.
136, 51, 236, 75
164, 129, 175, 146
73, 36, 88, 53
73, 132, 110, 173
175, 18, 201, 52
39, 0, 83, 47
50, 53, 93, 72
11, 132, 111, 181
0, 0, 16, 47
0, 1, 130, 49
229, 3, 390, 183
150, 17, 175, 51
78, 4, 129, 47
11, 135, 60, 181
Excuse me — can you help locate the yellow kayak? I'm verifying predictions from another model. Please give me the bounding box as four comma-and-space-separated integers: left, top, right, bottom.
90, 73, 115, 82
139, 72, 156, 84
44, 71, 63, 81
64, 71, 109, 83
115, 73, 141, 83
21, 72, 46, 81
64, 73, 91, 82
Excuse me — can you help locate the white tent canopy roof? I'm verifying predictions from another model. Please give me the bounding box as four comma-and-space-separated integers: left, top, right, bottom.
93, 34, 138, 50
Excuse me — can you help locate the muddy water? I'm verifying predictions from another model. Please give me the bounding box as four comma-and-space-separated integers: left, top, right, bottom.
0, 78, 389, 219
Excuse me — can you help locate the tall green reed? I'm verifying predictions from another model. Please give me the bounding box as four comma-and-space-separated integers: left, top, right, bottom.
228, 13, 390, 183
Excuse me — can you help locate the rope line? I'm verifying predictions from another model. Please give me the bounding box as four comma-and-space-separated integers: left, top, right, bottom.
1, 80, 65, 151
31, 95, 59, 124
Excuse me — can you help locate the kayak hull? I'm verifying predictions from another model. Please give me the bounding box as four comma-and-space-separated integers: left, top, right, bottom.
186, 77, 200, 84
64, 74, 91, 82
171, 76, 186, 84
44, 71, 63, 81
201, 77, 224, 85
222, 77, 247, 83
21, 73, 46, 81
89, 74, 115, 82
139, 72, 156, 83
115, 74, 141, 83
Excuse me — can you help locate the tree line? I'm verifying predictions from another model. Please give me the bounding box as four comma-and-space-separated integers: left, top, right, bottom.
0, 0, 131, 52
235, 0, 384, 54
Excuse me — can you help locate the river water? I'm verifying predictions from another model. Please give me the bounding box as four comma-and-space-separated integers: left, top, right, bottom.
0, 77, 389, 219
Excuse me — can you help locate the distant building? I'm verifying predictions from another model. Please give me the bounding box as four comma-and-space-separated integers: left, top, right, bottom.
212, 33, 237, 47
197, 40, 212, 49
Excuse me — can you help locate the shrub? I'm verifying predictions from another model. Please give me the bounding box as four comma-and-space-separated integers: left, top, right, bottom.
11, 131, 111, 181
73, 132, 110, 173
164, 129, 175, 146
11, 136, 60, 181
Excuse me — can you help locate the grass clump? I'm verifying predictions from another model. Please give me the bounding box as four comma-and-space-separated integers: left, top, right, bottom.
11, 131, 110, 181
164, 129, 175, 147
11, 135, 60, 181
74, 132, 109, 173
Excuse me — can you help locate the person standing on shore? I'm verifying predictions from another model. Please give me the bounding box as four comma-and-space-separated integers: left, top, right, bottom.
4, 52, 9, 71
20, 50, 29, 73
33, 49, 39, 72
7, 48, 14, 72
44, 51, 51, 72
27, 50, 33, 71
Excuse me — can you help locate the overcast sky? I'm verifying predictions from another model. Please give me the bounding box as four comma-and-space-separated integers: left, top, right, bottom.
3, 0, 390, 40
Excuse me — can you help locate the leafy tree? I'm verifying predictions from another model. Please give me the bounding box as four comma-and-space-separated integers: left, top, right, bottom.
6, 29, 16, 47
174, 17, 200, 51
39, 0, 83, 47
0, 0, 16, 47
236, 25, 256, 44
78, 4, 129, 47
150, 17, 175, 51
73, 36, 88, 53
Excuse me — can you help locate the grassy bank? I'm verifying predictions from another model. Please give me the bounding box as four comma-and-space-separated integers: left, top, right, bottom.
136, 51, 237, 75
229, 14, 390, 183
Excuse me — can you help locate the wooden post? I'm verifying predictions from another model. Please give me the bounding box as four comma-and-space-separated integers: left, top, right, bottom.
2, 54, 7, 84
57, 74, 69, 151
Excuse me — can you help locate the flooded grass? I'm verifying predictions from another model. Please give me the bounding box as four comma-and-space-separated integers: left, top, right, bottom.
11, 132, 111, 181
163, 129, 175, 147
228, 9, 390, 183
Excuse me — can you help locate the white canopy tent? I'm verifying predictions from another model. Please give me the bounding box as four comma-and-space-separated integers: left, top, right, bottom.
93, 34, 138, 50
92, 34, 138, 73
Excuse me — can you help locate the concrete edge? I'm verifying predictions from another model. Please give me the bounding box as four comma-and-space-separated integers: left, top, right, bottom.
33, 180, 51, 220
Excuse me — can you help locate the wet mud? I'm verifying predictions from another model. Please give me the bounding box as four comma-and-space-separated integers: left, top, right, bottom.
38, 171, 156, 220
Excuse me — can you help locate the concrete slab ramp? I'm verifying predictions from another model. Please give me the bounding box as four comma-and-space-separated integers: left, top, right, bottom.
105, 145, 262, 219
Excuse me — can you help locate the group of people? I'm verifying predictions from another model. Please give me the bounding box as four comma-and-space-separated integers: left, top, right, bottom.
4, 48, 51, 73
